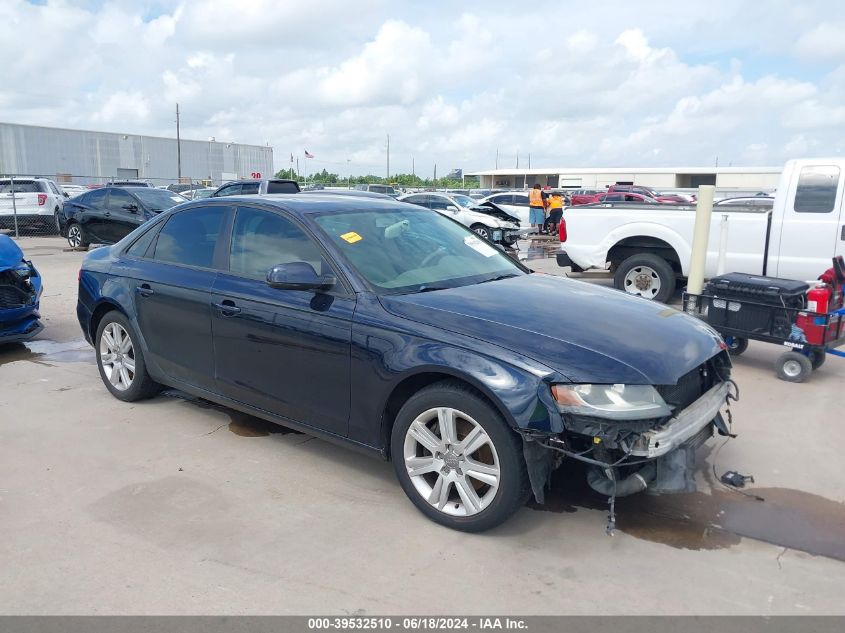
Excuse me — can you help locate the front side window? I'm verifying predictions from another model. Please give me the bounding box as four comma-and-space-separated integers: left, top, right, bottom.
241, 182, 260, 195
402, 195, 428, 208
153, 206, 226, 268
794, 165, 840, 213
229, 207, 325, 280
313, 206, 524, 293
266, 181, 299, 194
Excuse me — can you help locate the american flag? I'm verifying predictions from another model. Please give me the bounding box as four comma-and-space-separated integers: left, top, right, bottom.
304, 150, 314, 158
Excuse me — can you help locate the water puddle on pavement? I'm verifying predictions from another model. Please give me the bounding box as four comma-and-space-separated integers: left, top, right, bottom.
0, 339, 93, 366
517, 237, 560, 262
161, 389, 302, 437
529, 461, 845, 561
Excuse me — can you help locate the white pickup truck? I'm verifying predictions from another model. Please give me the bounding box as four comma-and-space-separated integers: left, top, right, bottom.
557, 158, 845, 302
0, 177, 68, 233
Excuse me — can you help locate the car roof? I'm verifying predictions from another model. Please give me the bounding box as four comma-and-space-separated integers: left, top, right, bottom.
195, 193, 412, 215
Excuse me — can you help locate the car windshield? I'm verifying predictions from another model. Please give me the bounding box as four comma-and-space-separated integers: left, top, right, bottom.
131, 188, 186, 211
450, 195, 476, 208
313, 207, 525, 294
193, 189, 214, 199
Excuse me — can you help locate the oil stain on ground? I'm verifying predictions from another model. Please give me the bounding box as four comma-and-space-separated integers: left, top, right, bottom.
529, 461, 845, 562
161, 389, 303, 437
0, 339, 94, 366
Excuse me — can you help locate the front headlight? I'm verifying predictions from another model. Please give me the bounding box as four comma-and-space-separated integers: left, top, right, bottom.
551, 384, 672, 420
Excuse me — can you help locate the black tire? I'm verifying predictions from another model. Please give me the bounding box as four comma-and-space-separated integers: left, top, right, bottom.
726, 337, 749, 356
390, 381, 530, 532
54, 210, 62, 235
66, 222, 89, 248
613, 253, 676, 303
95, 311, 161, 402
810, 349, 826, 370
775, 351, 813, 383
471, 224, 493, 241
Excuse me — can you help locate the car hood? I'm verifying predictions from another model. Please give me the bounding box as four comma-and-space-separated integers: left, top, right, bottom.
459, 206, 518, 228
379, 273, 724, 385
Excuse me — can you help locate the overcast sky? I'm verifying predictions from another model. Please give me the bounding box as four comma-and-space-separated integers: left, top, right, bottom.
2, 0, 845, 176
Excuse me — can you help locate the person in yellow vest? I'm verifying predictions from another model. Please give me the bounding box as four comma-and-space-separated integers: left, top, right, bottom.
546, 191, 564, 235
528, 184, 546, 235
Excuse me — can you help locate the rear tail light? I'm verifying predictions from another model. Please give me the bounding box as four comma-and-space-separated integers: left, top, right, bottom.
559, 218, 567, 242
37, 194, 47, 205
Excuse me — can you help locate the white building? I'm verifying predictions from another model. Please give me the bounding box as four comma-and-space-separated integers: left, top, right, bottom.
0, 122, 274, 186
467, 166, 782, 192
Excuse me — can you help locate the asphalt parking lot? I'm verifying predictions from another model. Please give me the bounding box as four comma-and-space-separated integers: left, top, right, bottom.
2, 236, 844, 615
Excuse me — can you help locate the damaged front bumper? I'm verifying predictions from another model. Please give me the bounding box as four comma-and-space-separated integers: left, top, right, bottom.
627, 382, 730, 458
521, 376, 735, 506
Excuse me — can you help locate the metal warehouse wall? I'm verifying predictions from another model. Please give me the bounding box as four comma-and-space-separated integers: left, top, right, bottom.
0, 122, 274, 185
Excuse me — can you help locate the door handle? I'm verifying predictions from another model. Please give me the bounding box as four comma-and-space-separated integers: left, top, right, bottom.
104, 211, 111, 217
136, 284, 154, 297
212, 300, 241, 317
841, 225, 845, 241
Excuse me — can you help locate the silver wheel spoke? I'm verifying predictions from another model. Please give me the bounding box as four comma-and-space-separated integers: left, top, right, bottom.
464, 458, 499, 487
408, 420, 441, 453
455, 477, 482, 514
100, 353, 116, 364
119, 365, 131, 388
459, 425, 487, 456
437, 407, 458, 444
108, 365, 121, 386
103, 329, 117, 350
119, 334, 132, 354
123, 357, 135, 374
406, 456, 438, 477
428, 474, 451, 509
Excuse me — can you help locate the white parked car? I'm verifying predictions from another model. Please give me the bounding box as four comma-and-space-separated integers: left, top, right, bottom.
557, 158, 845, 302
0, 177, 67, 233
60, 184, 88, 198
478, 191, 532, 228
398, 192, 522, 246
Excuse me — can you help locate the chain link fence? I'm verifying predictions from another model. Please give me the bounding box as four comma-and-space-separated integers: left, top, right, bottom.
1, 172, 213, 238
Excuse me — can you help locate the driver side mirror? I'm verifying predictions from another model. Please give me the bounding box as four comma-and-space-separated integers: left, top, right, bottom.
266, 262, 336, 291
445, 205, 459, 213
122, 203, 139, 213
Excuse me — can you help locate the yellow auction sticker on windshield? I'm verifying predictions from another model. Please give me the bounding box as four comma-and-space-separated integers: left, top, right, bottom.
340, 231, 363, 244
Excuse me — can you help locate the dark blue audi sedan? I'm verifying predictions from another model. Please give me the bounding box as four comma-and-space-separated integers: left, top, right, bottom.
77, 194, 735, 532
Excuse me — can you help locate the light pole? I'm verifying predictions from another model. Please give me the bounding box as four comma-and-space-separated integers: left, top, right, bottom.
347, 159, 351, 189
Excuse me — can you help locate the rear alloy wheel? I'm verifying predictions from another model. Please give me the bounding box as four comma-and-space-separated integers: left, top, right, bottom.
471, 225, 493, 241
614, 253, 676, 303
391, 381, 530, 532
67, 223, 89, 249
96, 311, 160, 402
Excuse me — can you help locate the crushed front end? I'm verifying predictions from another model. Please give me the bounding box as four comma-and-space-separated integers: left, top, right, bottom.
0, 236, 44, 345
521, 351, 737, 532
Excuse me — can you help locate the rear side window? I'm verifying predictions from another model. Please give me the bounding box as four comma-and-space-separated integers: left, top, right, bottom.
0, 180, 39, 193
125, 224, 160, 258
794, 165, 840, 213
86, 189, 109, 209
241, 182, 260, 195
215, 184, 240, 197
153, 207, 226, 268
266, 181, 299, 194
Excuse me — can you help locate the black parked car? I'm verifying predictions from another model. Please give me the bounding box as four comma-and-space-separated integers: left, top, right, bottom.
60, 187, 187, 248
77, 195, 734, 532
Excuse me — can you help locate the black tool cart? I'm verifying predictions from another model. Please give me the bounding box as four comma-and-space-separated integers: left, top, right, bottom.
683, 266, 845, 382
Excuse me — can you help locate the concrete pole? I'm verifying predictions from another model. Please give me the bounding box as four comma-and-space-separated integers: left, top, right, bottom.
686, 185, 715, 297
716, 213, 729, 276
10, 175, 19, 239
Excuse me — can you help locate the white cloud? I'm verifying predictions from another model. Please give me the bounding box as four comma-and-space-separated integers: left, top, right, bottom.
1, 0, 844, 175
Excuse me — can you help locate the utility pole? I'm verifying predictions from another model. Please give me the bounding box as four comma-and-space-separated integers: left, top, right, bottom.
412, 156, 415, 184
516, 151, 519, 169
386, 134, 390, 182
433, 164, 437, 189
495, 147, 499, 169
528, 153, 531, 169
176, 103, 182, 181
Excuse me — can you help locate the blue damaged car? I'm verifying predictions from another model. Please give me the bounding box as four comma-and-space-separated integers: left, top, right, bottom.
0, 234, 43, 344
76, 195, 736, 532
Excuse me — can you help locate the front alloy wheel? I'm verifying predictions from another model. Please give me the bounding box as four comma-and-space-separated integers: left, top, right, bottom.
403, 407, 500, 517
67, 224, 85, 248
391, 381, 530, 532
